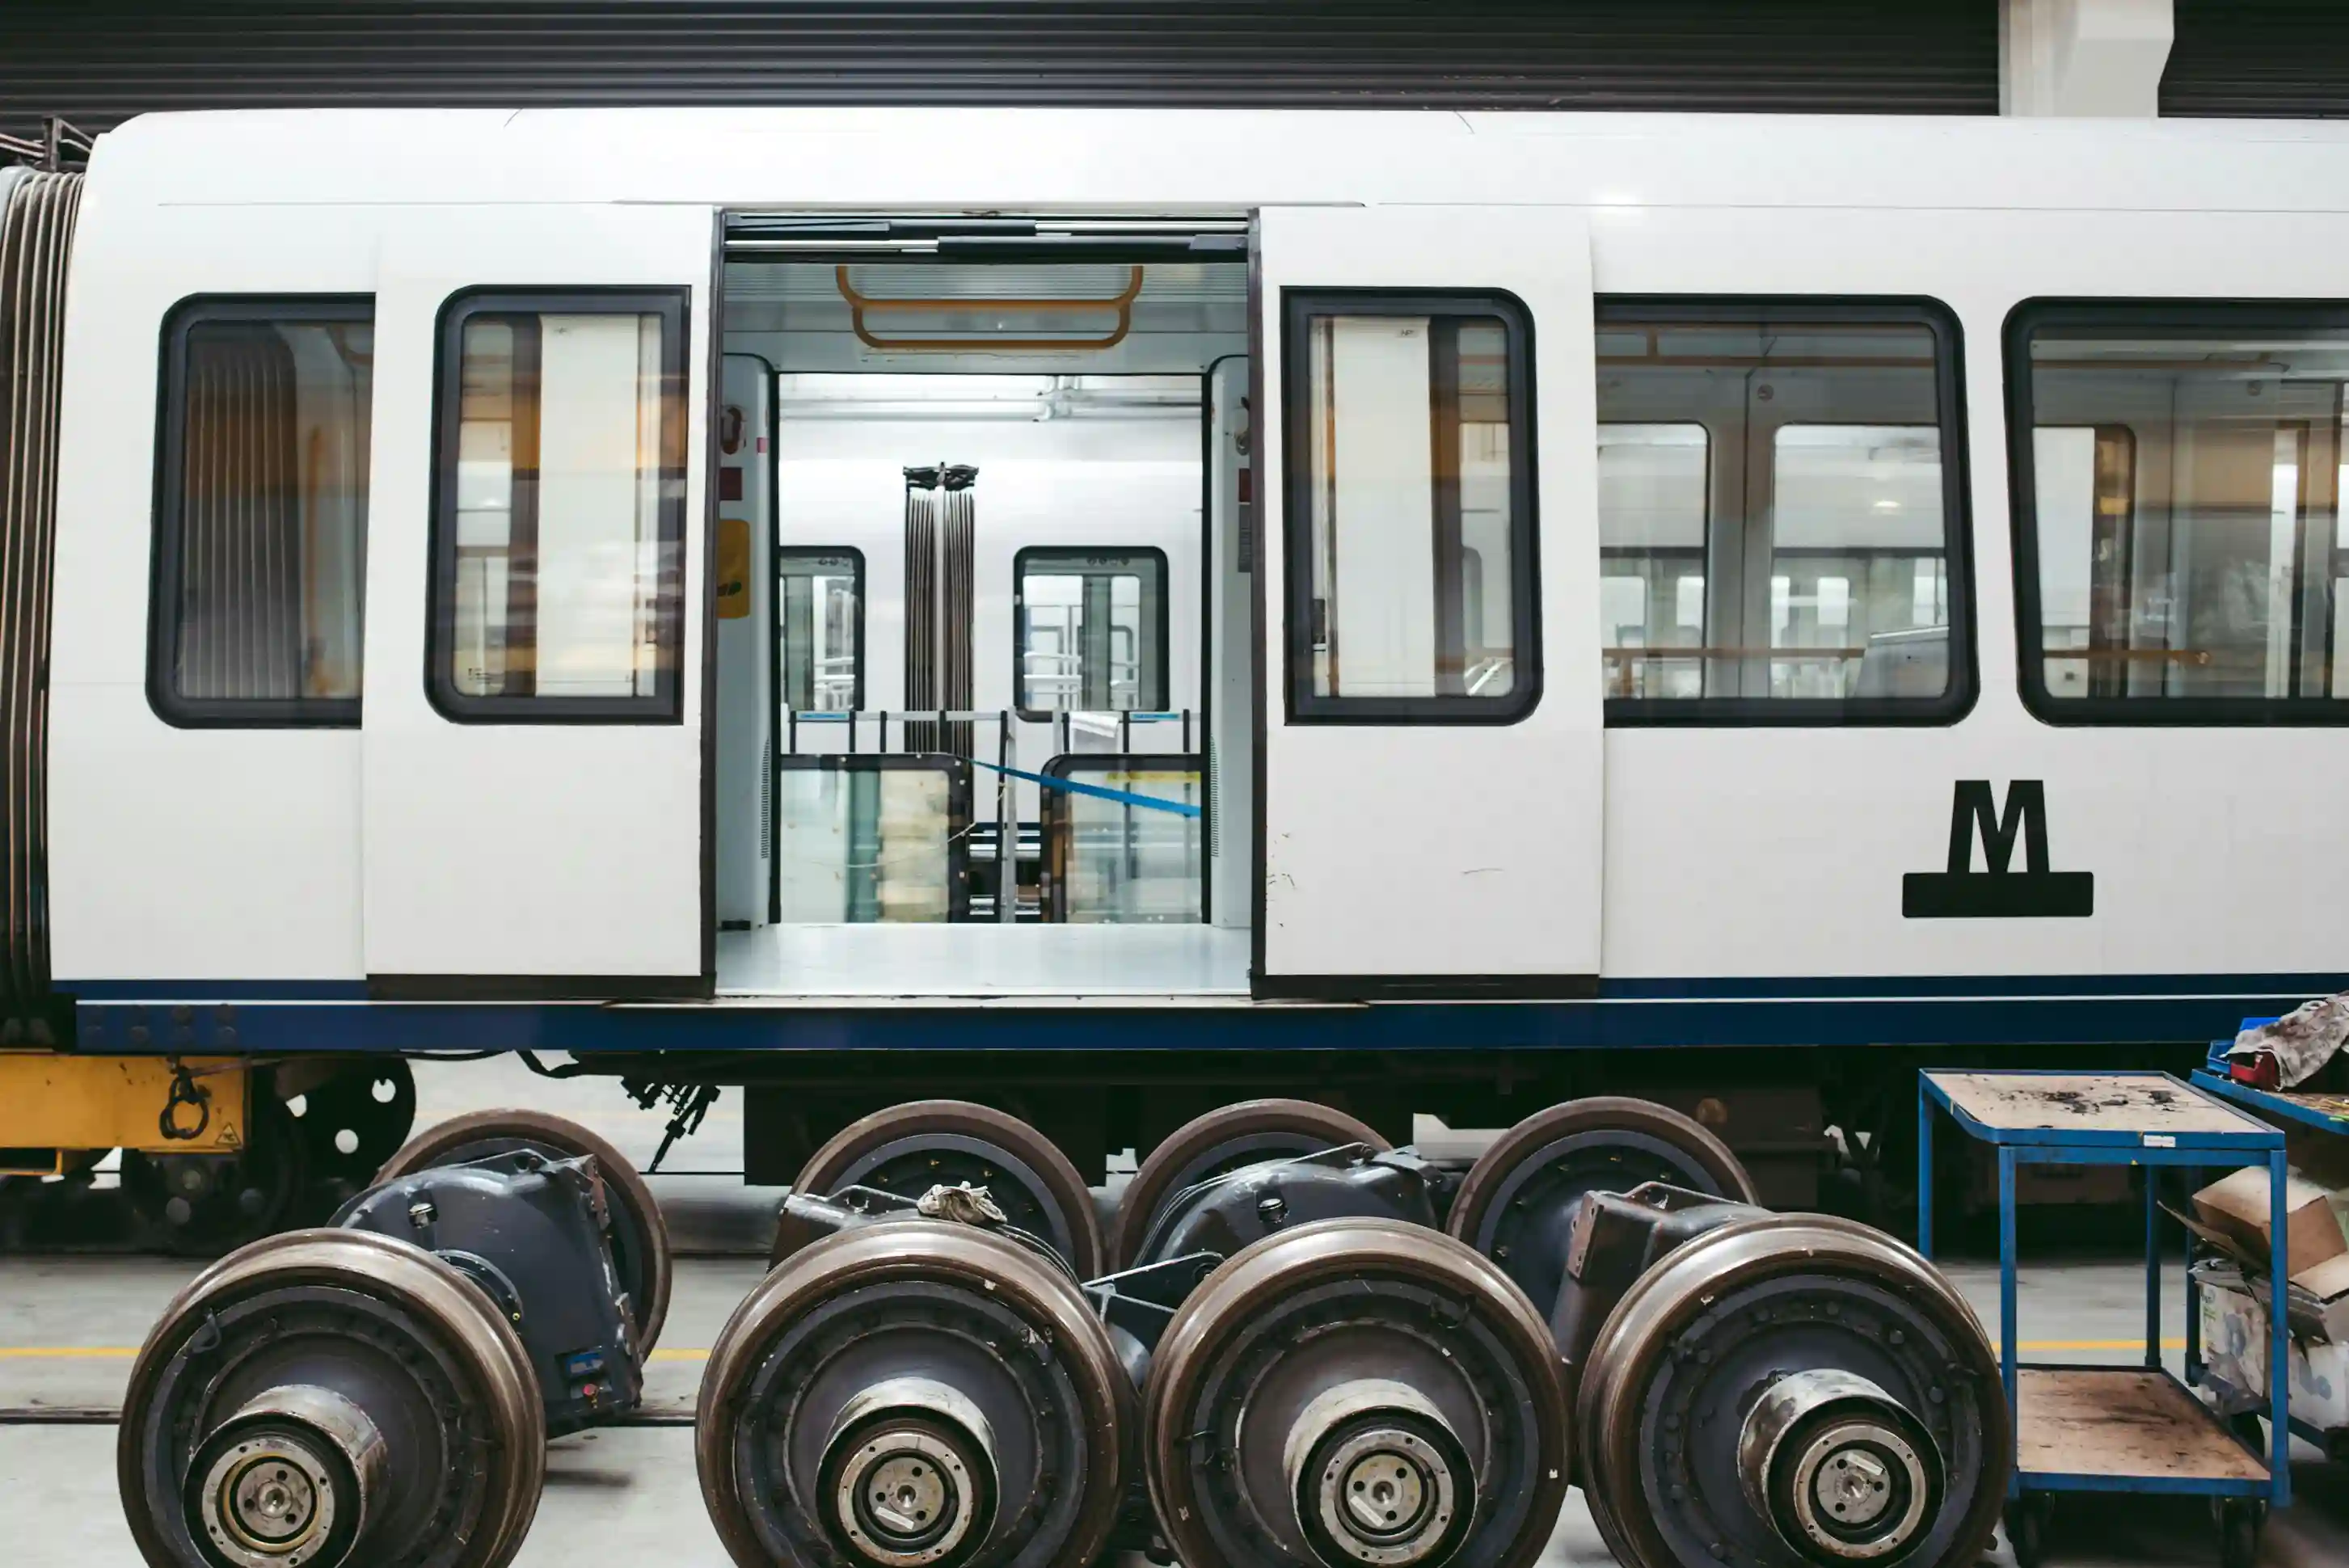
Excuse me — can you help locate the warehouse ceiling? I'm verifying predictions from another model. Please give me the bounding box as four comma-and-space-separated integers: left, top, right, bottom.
0, 0, 2002, 146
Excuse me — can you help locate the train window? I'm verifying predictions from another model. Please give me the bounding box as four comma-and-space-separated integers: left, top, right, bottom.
428, 289, 688, 721
1014, 546, 1168, 719
150, 297, 374, 727
1282, 291, 1539, 722
778, 548, 864, 710
2010, 302, 2349, 723
1596, 300, 1972, 723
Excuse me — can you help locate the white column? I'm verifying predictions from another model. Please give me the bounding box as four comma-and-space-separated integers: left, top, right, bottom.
2001, 0, 2174, 116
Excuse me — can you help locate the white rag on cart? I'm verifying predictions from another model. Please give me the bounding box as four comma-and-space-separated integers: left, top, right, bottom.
2229, 993, 2349, 1089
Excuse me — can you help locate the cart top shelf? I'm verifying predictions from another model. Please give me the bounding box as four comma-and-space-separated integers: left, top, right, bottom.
1921, 1071, 2281, 1149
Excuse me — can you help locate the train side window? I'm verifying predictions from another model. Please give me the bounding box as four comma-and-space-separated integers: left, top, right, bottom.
1596, 300, 1972, 723
1282, 291, 1539, 722
1014, 546, 1168, 719
428, 288, 688, 721
150, 297, 375, 727
778, 548, 864, 710
2010, 302, 2349, 722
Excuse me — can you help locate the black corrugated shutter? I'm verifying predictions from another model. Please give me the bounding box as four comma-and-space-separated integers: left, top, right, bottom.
2162, 0, 2349, 119
0, 1, 1998, 146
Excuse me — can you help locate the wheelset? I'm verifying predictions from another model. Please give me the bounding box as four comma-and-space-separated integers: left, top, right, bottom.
119, 1107, 660, 1568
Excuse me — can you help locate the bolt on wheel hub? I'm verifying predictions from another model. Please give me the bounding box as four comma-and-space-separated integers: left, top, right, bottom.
208, 1443, 327, 1557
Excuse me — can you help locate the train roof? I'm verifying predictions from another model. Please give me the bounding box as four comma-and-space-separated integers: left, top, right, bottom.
81, 106, 2349, 218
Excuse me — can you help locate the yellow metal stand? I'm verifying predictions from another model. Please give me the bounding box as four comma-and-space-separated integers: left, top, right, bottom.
0, 1053, 249, 1174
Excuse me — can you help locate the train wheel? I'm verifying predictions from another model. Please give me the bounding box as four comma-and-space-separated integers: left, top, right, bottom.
1110, 1098, 1390, 1269
1444, 1098, 1756, 1313
287, 1060, 416, 1217
1577, 1215, 2009, 1568
698, 1218, 1129, 1568
783, 1100, 1103, 1279
117, 1229, 543, 1568
1145, 1218, 1569, 1568
124, 1093, 308, 1258
375, 1107, 673, 1352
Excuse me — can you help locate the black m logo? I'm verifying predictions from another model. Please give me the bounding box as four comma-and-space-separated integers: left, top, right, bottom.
1901, 780, 2094, 919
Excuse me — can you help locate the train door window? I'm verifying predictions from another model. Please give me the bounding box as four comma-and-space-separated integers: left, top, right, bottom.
1283, 292, 1538, 720
1595, 301, 1971, 722
428, 289, 688, 720
778, 548, 864, 710
2010, 303, 2349, 722
1014, 546, 1167, 719
150, 297, 374, 727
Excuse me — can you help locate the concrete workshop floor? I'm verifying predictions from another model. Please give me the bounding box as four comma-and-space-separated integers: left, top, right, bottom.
3, 1057, 2346, 1567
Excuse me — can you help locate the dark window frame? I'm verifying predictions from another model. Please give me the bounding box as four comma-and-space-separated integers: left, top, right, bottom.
1280, 288, 1543, 725
775, 544, 868, 712
426, 285, 691, 724
148, 293, 376, 729
1011, 543, 1172, 723
1597, 295, 1978, 728
2005, 296, 2349, 727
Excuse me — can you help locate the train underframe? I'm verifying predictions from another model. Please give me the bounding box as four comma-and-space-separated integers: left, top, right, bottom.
0, 1032, 2214, 1255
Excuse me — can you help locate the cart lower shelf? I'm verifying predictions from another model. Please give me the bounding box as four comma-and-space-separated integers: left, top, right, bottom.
2018, 1368, 2267, 1490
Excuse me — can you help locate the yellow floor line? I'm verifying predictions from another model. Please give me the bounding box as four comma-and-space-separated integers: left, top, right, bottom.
2, 1339, 2188, 1360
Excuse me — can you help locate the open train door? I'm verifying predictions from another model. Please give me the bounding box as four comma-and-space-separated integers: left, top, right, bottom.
361, 204, 715, 994
1254, 206, 1601, 997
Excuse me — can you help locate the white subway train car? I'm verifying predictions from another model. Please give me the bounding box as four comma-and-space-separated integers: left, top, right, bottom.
5, 105, 2348, 1225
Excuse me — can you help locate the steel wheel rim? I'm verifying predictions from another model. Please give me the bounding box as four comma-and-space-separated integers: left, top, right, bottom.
1111, 1098, 1390, 1270
789, 1101, 1102, 1279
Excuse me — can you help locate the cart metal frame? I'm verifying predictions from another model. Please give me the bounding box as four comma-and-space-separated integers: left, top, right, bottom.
1918, 1069, 2290, 1523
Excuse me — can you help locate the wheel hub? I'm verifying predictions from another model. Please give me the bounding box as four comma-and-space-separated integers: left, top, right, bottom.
1740, 1369, 1938, 1565
189, 1386, 386, 1568
1287, 1382, 1470, 1568
822, 1378, 998, 1568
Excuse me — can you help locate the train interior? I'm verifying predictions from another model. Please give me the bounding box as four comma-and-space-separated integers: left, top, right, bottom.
714, 236, 1253, 996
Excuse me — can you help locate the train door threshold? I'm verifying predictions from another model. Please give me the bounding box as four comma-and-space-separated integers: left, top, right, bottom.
713, 921, 1251, 998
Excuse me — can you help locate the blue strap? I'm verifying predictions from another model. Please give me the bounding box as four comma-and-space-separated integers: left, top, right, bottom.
969, 757, 1202, 818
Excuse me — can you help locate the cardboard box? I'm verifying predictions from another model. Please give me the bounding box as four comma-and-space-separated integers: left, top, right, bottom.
2190, 1166, 2349, 1276
2198, 1265, 2349, 1435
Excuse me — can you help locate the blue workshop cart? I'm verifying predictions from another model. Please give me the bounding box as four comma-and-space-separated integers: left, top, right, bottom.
1918, 1070, 2289, 1568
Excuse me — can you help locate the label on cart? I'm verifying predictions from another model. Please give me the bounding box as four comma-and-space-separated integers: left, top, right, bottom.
2143, 1134, 2176, 1148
